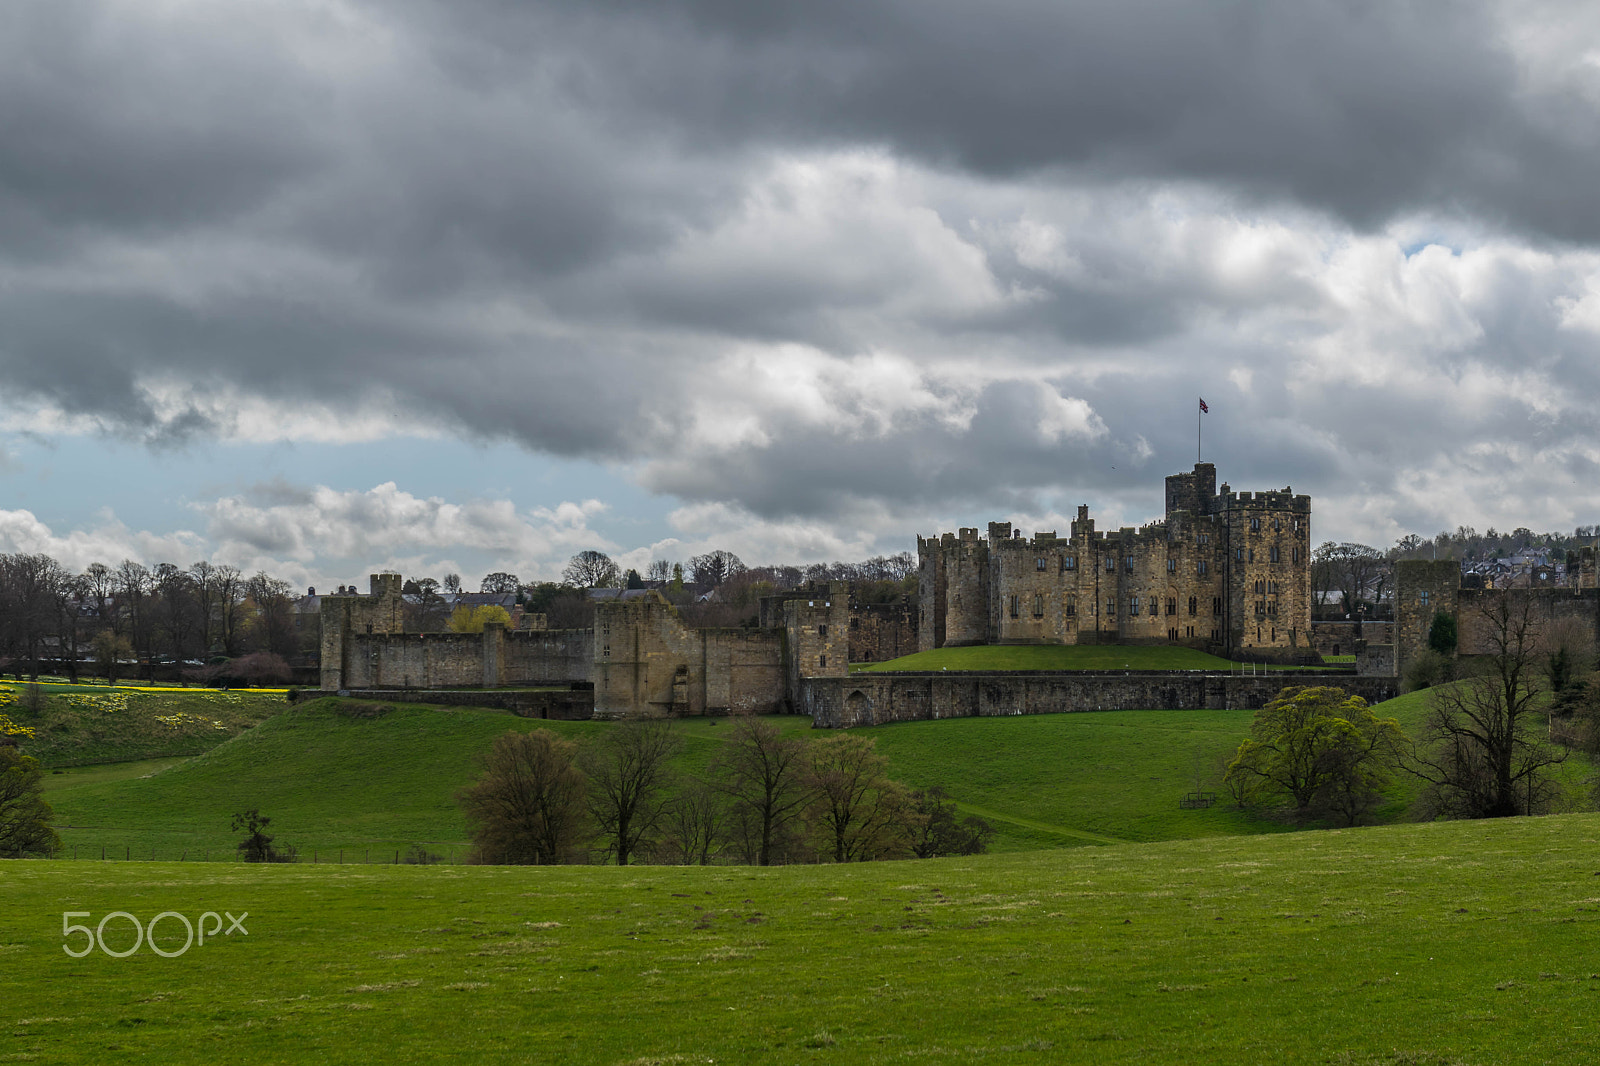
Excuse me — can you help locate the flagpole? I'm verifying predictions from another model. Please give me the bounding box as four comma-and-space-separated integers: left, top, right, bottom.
1197, 401, 1201, 462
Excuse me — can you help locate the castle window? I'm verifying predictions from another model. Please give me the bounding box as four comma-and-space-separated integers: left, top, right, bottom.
1036, 557, 1047, 571
1271, 628, 1276, 642
1199, 534, 1209, 546
1236, 549, 1244, 562
1124, 556, 1134, 573
818, 624, 828, 637
1420, 590, 1430, 606
1292, 547, 1300, 563
1213, 597, 1222, 616
1130, 596, 1141, 614
1251, 517, 1261, 532
1033, 593, 1044, 617
850, 617, 859, 630
1166, 597, 1176, 616
1106, 599, 1116, 618
603, 644, 610, 657
1105, 556, 1115, 572
1169, 627, 1178, 640
1256, 601, 1265, 616
1188, 596, 1197, 616
1197, 560, 1208, 576
819, 655, 826, 669
1062, 556, 1075, 571
1066, 596, 1076, 617
1248, 549, 1255, 563
1009, 595, 1020, 618
1270, 546, 1280, 563
1167, 558, 1176, 573
1149, 599, 1159, 616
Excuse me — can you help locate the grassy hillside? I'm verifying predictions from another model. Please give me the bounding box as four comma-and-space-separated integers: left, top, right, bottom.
7, 813, 1600, 1064
40, 684, 1597, 860
851, 644, 1332, 672
1, 681, 286, 768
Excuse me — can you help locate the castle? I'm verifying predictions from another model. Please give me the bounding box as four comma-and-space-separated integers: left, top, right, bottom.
316, 463, 1392, 725
917, 463, 1314, 661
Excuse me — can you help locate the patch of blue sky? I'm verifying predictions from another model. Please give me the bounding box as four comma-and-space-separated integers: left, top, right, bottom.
0, 431, 674, 549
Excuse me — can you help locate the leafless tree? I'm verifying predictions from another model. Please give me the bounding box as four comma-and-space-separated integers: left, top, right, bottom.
189, 561, 221, 655
563, 550, 620, 589
581, 717, 681, 865
115, 560, 154, 679
711, 716, 812, 865
480, 572, 520, 595
213, 564, 244, 657
658, 781, 725, 865
246, 572, 296, 657
689, 550, 746, 589
154, 562, 196, 661
1407, 591, 1568, 818
459, 729, 589, 864
806, 733, 917, 862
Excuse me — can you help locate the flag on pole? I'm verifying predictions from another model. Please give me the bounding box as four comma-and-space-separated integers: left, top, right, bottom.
1199, 397, 1209, 413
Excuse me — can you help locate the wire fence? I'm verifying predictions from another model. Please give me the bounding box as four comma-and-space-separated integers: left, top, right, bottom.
48, 839, 475, 865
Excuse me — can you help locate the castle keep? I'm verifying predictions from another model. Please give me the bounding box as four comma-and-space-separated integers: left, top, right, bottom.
918, 463, 1314, 660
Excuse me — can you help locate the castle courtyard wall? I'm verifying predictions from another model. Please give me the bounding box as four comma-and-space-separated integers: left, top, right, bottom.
800, 672, 1399, 728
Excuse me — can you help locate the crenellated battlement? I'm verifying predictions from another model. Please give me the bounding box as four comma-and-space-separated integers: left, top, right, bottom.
918, 464, 1314, 660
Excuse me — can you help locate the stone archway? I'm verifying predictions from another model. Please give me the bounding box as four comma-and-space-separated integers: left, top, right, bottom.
845, 689, 869, 727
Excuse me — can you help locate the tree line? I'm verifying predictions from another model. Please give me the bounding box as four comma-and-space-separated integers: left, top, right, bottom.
0, 554, 306, 683
458, 716, 992, 866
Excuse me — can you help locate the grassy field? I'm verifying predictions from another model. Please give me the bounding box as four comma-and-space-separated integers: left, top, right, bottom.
43, 685, 1594, 861
6, 813, 1600, 1064
37, 698, 1318, 859
1, 681, 287, 768
850, 645, 1339, 672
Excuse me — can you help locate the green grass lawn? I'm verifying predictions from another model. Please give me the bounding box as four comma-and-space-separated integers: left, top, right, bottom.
6, 813, 1600, 1064
851, 644, 1337, 672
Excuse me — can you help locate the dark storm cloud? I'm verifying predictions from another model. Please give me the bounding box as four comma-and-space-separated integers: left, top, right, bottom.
2, 0, 1599, 548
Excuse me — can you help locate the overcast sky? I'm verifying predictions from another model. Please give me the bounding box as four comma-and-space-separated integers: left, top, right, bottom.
4, 0, 1600, 590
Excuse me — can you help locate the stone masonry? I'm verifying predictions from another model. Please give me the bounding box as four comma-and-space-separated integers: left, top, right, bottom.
918, 463, 1314, 661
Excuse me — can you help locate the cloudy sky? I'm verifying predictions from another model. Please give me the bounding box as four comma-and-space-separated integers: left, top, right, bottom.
3, 0, 1600, 591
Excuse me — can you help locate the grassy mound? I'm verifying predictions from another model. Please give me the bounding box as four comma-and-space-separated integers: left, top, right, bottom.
7, 813, 1600, 1063
1, 682, 289, 768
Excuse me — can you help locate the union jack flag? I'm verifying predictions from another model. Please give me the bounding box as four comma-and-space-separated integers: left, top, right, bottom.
1199, 397, 1209, 413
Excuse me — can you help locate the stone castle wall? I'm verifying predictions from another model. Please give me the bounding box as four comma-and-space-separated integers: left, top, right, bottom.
592, 592, 788, 718
917, 464, 1313, 661
800, 672, 1399, 729
1310, 620, 1395, 656
334, 627, 592, 689
848, 602, 917, 663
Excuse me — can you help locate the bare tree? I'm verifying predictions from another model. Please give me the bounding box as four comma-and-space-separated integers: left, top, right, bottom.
115, 560, 154, 679
581, 717, 681, 865
83, 563, 117, 635
712, 716, 812, 866
659, 781, 724, 865
480, 572, 520, 595
806, 733, 917, 862
689, 550, 746, 589
1407, 591, 1568, 818
645, 559, 676, 583
246, 572, 296, 656
459, 729, 589, 864
562, 550, 620, 589
213, 565, 244, 657
154, 562, 196, 662
189, 561, 220, 655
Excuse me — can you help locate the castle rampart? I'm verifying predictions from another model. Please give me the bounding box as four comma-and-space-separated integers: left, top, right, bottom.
917, 464, 1313, 661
